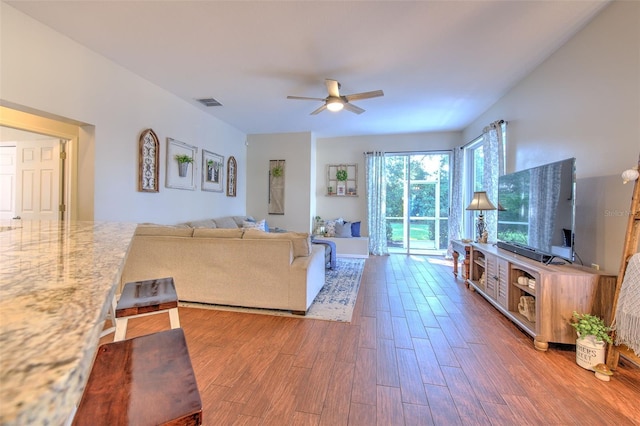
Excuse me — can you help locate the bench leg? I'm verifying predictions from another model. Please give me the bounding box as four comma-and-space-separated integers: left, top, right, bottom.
114, 317, 128, 341
99, 295, 117, 338
169, 307, 181, 329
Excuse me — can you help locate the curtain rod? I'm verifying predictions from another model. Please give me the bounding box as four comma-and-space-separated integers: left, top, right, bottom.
459, 119, 507, 149
363, 149, 453, 155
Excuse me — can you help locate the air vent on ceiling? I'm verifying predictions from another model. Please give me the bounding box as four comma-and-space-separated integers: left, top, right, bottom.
196, 97, 223, 107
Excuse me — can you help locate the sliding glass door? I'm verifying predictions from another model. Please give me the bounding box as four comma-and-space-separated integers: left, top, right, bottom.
385, 152, 450, 255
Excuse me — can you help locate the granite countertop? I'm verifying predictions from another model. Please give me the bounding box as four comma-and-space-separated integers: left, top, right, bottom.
0, 220, 137, 425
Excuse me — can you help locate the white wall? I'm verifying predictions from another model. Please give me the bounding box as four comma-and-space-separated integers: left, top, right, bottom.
463, 0, 640, 272
315, 132, 462, 236
246, 132, 315, 232
1, 3, 247, 224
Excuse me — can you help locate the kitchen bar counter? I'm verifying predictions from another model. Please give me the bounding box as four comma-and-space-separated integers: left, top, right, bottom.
0, 220, 137, 425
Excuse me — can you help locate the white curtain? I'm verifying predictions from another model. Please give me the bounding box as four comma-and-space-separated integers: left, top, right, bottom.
528, 161, 562, 253
365, 151, 388, 256
482, 120, 505, 243
447, 147, 464, 257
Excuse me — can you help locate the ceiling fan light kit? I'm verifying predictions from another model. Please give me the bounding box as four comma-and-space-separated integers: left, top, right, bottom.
287, 79, 383, 115
326, 98, 344, 112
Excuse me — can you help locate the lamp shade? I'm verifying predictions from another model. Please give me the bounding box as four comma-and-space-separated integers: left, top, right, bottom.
466, 191, 497, 211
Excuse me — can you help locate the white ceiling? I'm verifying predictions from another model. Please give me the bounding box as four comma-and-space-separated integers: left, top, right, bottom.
5, 0, 610, 138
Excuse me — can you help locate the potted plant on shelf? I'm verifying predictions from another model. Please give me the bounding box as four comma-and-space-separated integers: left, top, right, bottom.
175, 154, 193, 177
336, 169, 348, 196
570, 311, 612, 371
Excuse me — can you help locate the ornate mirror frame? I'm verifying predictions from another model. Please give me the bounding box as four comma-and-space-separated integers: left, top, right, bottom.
138, 128, 160, 192
227, 156, 237, 197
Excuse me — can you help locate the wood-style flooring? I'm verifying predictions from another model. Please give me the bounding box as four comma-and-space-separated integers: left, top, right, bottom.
105, 255, 640, 425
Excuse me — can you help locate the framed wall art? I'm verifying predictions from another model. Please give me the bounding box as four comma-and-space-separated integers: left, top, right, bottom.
202, 150, 224, 192
268, 159, 285, 215
227, 156, 237, 197
138, 128, 159, 192
166, 138, 197, 190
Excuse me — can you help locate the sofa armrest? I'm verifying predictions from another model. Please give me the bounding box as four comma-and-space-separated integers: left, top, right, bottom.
289, 245, 325, 311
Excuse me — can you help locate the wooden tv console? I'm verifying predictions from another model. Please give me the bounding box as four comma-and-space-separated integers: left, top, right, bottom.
466, 243, 616, 351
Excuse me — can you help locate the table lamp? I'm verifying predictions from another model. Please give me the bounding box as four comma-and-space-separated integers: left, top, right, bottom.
466, 191, 497, 243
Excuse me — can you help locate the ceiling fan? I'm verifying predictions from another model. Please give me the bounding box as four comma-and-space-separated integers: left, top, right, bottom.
287, 79, 384, 115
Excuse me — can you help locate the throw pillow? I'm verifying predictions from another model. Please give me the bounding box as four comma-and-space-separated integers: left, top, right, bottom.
233, 215, 255, 227
351, 221, 361, 237
335, 222, 352, 238
213, 216, 239, 229
243, 219, 266, 231
324, 217, 344, 237
324, 220, 337, 237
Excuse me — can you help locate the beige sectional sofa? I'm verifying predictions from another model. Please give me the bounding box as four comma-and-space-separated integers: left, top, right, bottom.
120, 222, 326, 314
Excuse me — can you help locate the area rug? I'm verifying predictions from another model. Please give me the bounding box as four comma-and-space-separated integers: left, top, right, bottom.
180, 258, 365, 322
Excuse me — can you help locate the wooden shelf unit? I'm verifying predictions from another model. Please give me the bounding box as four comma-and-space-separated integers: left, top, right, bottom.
466, 243, 616, 351
326, 164, 358, 196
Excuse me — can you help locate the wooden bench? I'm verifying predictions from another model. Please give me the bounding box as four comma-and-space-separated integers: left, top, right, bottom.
72, 328, 202, 425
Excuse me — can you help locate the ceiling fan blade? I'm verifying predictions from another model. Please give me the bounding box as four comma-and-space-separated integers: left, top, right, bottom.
310, 104, 327, 115
287, 95, 326, 101
343, 102, 365, 115
344, 90, 384, 102
325, 79, 340, 98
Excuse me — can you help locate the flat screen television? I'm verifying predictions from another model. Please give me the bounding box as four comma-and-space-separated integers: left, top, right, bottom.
496, 158, 576, 263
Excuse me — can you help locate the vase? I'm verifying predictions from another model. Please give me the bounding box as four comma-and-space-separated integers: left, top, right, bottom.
575, 335, 606, 370
337, 181, 346, 196
178, 162, 189, 177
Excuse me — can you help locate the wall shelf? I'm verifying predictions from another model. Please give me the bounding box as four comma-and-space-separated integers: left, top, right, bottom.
326, 164, 358, 197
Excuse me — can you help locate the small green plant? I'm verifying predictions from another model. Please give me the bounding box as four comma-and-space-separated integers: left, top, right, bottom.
272, 165, 283, 177
336, 169, 348, 181
175, 154, 193, 164
570, 311, 612, 343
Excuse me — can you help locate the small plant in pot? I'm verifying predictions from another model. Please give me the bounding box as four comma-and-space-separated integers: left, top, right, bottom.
175, 154, 193, 177
570, 311, 612, 371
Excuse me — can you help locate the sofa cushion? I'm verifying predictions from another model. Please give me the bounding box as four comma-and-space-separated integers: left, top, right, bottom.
193, 228, 244, 238
243, 229, 311, 257
135, 225, 194, 237
187, 219, 217, 228
214, 216, 240, 229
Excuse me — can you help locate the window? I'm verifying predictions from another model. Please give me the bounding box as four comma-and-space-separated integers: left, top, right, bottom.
463, 122, 507, 239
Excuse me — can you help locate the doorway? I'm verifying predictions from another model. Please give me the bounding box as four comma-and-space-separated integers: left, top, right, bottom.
385, 152, 451, 255
0, 129, 65, 221
0, 105, 83, 221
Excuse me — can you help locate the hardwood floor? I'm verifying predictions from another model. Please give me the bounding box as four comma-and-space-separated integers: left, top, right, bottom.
105, 255, 640, 425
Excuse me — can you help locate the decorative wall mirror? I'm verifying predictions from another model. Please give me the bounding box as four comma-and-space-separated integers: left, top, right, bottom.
138, 128, 160, 192
227, 156, 237, 197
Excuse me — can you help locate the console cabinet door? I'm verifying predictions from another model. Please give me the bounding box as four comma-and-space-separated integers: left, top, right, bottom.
485, 254, 497, 299
496, 258, 509, 307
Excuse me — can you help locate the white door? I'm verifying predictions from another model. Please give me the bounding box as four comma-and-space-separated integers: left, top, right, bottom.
15, 139, 61, 221
0, 145, 17, 220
